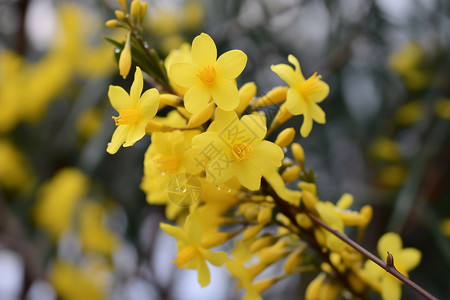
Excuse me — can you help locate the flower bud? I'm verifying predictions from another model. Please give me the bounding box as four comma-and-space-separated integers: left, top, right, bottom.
130, 0, 141, 22
250, 235, 276, 253
106, 20, 121, 28
305, 273, 326, 300
187, 102, 214, 128
114, 10, 126, 21
302, 190, 318, 212
235, 82, 256, 116
291, 142, 305, 167
283, 248, 303, 274
295, 213, 312, 229
270, 103, 293, 131
257, 206, 273, 225
253, 86, 288, 108
275, 127, 295, 148
242, 224, 264, 241
119, 33, 131, 79
282, 165, 301, 183
140, 1, 148, 19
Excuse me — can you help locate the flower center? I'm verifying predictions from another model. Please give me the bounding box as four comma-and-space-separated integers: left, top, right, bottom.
299, 72, 322, 98
232, 143, 253, 162
113, 109, 140, 125
197, 65, 217, 86
173, 245, 198, 269
153, 155, 180, 173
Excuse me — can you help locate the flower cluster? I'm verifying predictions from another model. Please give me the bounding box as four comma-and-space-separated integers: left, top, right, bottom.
103, 1, 425, 299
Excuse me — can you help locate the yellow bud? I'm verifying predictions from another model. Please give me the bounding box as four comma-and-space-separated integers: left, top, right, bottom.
305, 273, 326, 300
176, 107, 193, 119
252, 277, 281, 293
314, 229, 326, 246
243, 224, 264, 241
130, 0, 141, 21
145, 120, 168, 133
283, 248, 303, 274
275, 127, 296, 148
117, 0, 128, 13
259, 241, 290, 264
119, 33, 132, 79
281, 165, 301, 183
187, 102, 214, 128
106, 20, 121, 28
244, 205, 260, 221
250, 235, 276, 253
298, 182, 316, 195
336, 193, 353, 209
140, 1, 148, 20
235, 202, 254, 216
329, 253, 345, 272
201, 232, 229, 249
302, 190, 318, 212
320, 282, 342, 300
338, 212, 366, 226
291, 143, 305, 167
114, 10, 126, 21
270, 103, 292, 131
360, 205, 373, 227
253, 86, 288, 108
235, 82, 256, 116
257, 206, 273, 225
295, 213, 312, 229
159, 94, 181, 109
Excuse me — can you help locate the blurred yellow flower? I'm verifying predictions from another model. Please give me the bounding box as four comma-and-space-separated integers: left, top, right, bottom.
107, 67, 160, 154
363, 232, 421, 300
271, 55, 329, 137
169, 33, 247, 113
0, 140, 34, 191
160, 216, 227, 287
34, 168, 88, 240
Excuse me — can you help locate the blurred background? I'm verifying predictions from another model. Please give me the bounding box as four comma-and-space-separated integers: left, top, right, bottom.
0, 0, 449, 299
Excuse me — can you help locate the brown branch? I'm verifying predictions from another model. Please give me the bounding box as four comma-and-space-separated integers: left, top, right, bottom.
305, 208, 438, 300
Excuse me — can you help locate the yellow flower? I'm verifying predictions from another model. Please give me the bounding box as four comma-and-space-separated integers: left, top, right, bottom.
363, 232, 421, 300
271, 55, 329, 137
169, 33, 247, 113
192, 109, 284, 190
160, 216, 227, 287
107, 67, 159, 154
34, 168, 88, 240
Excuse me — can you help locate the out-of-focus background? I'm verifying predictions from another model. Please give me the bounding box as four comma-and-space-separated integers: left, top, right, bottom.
0, 0, 449, 299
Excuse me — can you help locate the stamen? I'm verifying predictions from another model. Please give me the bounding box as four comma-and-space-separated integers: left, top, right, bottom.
299, 73, 323, 98
153, 156, 180, 172
232, 143, 253, 162
113, 109, 140, 125
197, 65, 217, 86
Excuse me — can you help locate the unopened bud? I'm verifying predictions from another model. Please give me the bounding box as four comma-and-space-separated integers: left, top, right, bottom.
275, 127, 296, 148
250, 235, 276, 253
187, 102, 214, 128
242, 224, 264, 241
159, 93, 181, 109
130, 0, 141, 22
257, 206, 273, 225
106, 19, 121, 28
115, 10, 126, 21
117, 0, 128, 13
145, 120, 168, 133
284, 248, 303, 274
119, 33, 131, 79
270, 103, 292, 131
140, 1, 148, 19
253, 86, 288, 108
291, 143, 305, 167
336, 193, 353, 209
295, 213, 312, 229
282, 165, 301, 183
302, 190, 318, 212
235, 82, 256, 116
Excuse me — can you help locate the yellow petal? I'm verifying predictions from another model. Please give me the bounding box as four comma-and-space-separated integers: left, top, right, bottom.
169, 63, 199, 87
211, 79, 239, 111
185, 216, 202, 244
236, 161, 262, 190
300, 113, 313, 137
287, 54, 305, 81
310, 102, 326, 124
196, 258, 211, 287
108, 85, 131, 111
271, 63, 297, 87
378, 232, 402, 259
212, 108, 239, 134
200, 249, 227, 266
286, 89, 304, 115
308, 80, 329, 103
184, 84, 211, 113
216, 49, 247, 79
160, 222, 187, 241
124, 121, 146, 147
191, 33, 217, 67
130, 67, 143, 103
240, 114, 266, 140
252, 140, 284, 169
381, 276, 401, 300
139, 88, 159, 119
107, 125, 128, 154
397, 248, 421, 271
